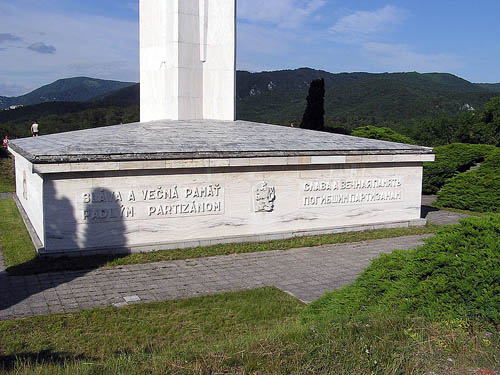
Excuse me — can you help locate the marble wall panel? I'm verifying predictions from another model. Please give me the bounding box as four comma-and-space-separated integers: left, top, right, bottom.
42, 163, 424, 252
140, 0, 235, 121
11, 151, 45, 244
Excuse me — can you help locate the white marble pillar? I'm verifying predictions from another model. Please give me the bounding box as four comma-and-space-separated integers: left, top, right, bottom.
140, 0, 236, 122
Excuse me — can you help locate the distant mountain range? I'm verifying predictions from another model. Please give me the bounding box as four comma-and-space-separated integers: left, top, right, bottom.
0, 77, 135, 110
1, 69, 499, 131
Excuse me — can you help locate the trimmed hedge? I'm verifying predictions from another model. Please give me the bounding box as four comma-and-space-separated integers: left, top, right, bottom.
422, 143, 495, 194
351, 126, 416, 144
435, 148, 500, 212
304, 214, 500, 324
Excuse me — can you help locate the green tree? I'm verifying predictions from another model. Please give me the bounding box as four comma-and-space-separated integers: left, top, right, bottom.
482, 97, 500, 123
352, 126, 416, 144
481, 97, 500, 145
300, 78, 325, 131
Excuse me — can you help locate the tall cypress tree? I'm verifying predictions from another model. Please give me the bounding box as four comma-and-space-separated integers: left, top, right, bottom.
300, 78, 325, 131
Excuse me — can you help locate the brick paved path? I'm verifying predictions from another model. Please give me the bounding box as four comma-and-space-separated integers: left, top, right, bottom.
0, 235, 430, 321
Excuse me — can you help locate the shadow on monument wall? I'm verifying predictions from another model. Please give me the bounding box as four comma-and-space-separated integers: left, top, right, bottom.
421, 204, 440, 219
0, 185, 127, 313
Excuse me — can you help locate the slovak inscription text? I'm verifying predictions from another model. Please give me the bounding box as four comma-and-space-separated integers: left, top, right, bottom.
78, 183, 224, 223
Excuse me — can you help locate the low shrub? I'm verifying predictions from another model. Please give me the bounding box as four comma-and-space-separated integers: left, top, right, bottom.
351, 126, 416, 144
436, 148, 500, 212
422, 143, 495, 194
304, 214, 500, 324
0, 146, 8, 158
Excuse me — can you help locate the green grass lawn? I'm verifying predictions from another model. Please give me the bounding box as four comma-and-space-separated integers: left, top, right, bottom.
0, 157, 15, 193
1, 287, 498, 374
0, 195, 438, 275
0, 198, 37, 268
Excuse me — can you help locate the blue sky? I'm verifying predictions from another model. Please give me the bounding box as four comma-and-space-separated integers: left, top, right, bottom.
1, 0, 500, 96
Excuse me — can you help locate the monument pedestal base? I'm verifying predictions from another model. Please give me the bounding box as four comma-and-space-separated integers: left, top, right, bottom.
9, 120, 434, 256
31, 218, 425, 257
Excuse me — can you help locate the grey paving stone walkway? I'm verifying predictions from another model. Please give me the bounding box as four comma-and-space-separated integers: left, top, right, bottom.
0, 234, 430, 321
421, 195, 470, 226
0, 193, 13, 200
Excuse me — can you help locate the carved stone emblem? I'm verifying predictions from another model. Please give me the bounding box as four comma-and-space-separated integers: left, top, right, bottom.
254, 182, 276, 212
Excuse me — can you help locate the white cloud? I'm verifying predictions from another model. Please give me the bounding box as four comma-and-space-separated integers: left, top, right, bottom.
324, 5, 462, 74
236, 0, 329, 71
0, 33, 22, 44
238, 0, 326, 28
125, 1, 138, 13
330, 5, 407, 38
237, 17, 327, 72
27, 42, 56, 54
361, 42, 463, 72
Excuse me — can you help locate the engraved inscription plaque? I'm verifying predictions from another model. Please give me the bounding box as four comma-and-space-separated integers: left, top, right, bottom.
301, 177, 403, 208
77, 183, 224, 223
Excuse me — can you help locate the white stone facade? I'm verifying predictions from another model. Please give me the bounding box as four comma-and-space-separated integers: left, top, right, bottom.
10, 148, 44, 241
12, 152, 430, 254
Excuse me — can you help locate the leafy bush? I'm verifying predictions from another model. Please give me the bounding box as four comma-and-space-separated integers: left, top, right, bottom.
435, 148, 500, 212
304, 214, 500, 324
351, 125, 416, 144
422, 143, 495, 194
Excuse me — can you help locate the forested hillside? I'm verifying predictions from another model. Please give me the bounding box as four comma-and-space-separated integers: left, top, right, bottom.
0, 77, 135, 110
477, 83, 500, 93
1, 69, 498, 143
237, 70, 494, 128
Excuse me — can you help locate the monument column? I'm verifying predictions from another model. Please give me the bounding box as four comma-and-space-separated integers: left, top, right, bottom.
140, 0, 236, 122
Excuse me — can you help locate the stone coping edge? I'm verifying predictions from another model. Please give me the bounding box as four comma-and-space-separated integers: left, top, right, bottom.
31, 154, 436, 174
8, 143, 435, 165
38, 218, 427, 258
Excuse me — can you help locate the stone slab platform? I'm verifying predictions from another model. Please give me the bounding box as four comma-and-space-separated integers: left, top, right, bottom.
9, 120, 433, 163
0, 234, 430, 320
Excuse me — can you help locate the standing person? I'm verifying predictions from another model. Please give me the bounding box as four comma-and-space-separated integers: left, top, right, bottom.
2, 136, 8, 149
31, 121, 39, 137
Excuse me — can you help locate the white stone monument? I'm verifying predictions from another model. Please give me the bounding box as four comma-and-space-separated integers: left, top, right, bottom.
140, 0, 235, 121
8, 0, 435, 255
